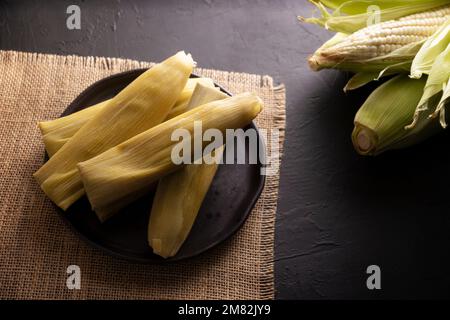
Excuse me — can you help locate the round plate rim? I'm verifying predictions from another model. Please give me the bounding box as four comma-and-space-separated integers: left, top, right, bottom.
50, 68, 266, 264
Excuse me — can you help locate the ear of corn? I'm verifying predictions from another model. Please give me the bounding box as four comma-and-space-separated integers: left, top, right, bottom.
34, 51, 195, 210
301, 1, 449, 34
306, 4, 450, 73
303, 2, 450, 155
78, 92, 263, 222
315, 32, 350, 52
39, 78, 215, 157
148, 84, 229, 258
352, 75, 431, 155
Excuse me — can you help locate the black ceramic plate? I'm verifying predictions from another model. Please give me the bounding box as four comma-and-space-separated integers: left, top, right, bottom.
51, 69, 266, 263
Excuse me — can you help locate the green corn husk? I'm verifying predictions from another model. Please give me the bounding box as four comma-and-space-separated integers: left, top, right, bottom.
301, 0, 449, 34
352, 75, 435, 155
148, 84, 229, 258
39, 78, 215, 157
343, 69, 399, 91
408, 19, 450, 129
411, 19, 450, 78
312, 0, 447, 14
77, 93, 263, 222
34, 51, 195, 210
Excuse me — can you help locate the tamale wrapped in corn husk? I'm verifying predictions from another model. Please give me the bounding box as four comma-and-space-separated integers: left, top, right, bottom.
148, 84, 229, 258
40, 100, 109, 158
78, 92, 263, 222
34, 51, 195, 210
39, 78, 215, 157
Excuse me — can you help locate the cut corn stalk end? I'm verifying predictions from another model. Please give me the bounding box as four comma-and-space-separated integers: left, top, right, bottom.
352, 124, 378, 156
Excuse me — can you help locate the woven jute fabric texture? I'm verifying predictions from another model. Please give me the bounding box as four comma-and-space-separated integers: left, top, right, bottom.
0, 50, 285, 300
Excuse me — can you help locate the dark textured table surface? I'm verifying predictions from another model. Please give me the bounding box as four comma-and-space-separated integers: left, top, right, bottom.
2, 0, 450, 299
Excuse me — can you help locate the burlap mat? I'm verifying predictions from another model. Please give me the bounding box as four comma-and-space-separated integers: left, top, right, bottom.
0, 50, 285, 300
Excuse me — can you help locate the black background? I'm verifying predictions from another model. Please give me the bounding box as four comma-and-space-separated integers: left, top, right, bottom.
1, 0, 450, 299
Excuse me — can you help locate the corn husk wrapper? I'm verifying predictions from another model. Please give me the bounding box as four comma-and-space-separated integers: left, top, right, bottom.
39, 78, 214, 157
78, 92, 263, 222
39, 101, 107, 158
34, 51, 195, 210
301, 0, 449, 34
148, 84, 229, 258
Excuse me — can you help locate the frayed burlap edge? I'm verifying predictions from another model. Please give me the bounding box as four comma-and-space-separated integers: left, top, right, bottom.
0, 50, 286, 300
